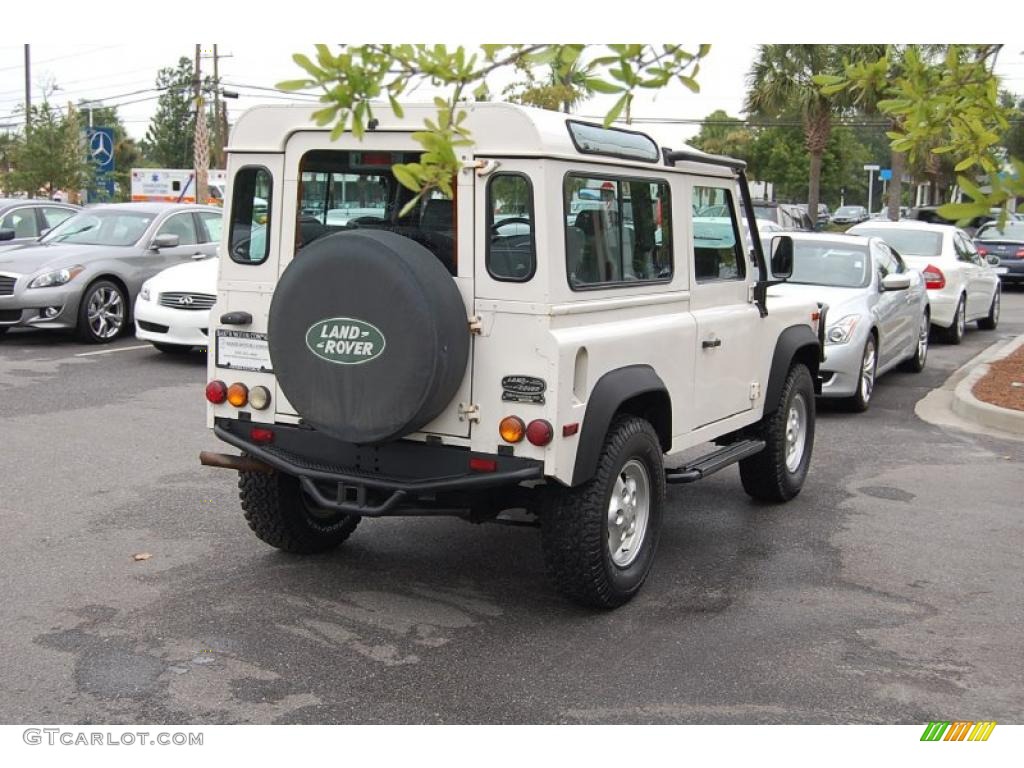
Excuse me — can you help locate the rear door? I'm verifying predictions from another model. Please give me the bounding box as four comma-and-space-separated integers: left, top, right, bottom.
271, 131, 474, 439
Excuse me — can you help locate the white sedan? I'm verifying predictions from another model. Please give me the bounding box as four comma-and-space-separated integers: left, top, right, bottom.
848, 221, 1001, 343
134, 255, 218, 353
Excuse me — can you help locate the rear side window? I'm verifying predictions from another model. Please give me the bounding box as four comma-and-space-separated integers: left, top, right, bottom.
564, 175, 672, 289
487, 173, 535, 281
198, 211, 223, 243
229, 166, 272, 264
692, 186, 746, 282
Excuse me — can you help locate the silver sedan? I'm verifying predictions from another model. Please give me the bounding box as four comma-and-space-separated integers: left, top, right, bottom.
0, 203, 222, 343
769, 232, 930, 411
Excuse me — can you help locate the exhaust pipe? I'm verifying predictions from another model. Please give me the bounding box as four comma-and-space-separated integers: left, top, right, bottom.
199, 451, 274, 474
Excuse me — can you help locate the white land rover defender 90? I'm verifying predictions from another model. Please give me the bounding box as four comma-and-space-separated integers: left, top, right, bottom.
201, 103, 825, 608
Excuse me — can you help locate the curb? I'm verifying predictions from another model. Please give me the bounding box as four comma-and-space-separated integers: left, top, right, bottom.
951, 335, 1024, 436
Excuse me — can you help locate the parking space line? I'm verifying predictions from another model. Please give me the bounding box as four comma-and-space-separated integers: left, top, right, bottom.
74, 344, 152, 358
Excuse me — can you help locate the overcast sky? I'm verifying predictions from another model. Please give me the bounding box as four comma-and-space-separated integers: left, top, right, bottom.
2, 41, 1023, 150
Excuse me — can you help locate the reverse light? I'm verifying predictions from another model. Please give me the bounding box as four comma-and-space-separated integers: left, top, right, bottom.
922, 263, 946, 290
205, 380, 228, 404
227, 382, 249, 407
499, 415, 526, 443
249, 385, 271, 411
825, 315, 859, 346
28, 265, 84, 289
526, 419, 554, 447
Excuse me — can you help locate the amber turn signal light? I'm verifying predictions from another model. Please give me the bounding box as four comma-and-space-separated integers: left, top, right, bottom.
499, 415, 526, 443
227, 382, 249, 407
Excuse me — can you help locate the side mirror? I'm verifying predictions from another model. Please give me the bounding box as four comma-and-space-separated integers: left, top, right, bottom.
881, 273, 911, 291
769, 235, 794, 280
150, 233, 179, 250
0, 229, 15, 242
986, 254, 1000, 266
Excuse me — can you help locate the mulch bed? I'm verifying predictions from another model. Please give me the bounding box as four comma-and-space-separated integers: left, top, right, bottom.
973, 344, 1024, 412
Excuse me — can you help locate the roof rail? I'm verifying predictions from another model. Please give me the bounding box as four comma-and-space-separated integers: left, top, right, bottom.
662, 147, 746, 171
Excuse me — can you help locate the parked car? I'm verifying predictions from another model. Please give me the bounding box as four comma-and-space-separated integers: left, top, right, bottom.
768, 232, 930, 411
0, 199, 79, 253
0, 203, 221, 342
832, 205, 869, 226
753, 201, 813, 230
907, 205, 1019, 236
135, 254, 218, 353
973, 221, 1024, 287
848, 220, 1001, 343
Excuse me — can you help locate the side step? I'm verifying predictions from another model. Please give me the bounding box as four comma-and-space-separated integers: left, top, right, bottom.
664, 439, 766, 485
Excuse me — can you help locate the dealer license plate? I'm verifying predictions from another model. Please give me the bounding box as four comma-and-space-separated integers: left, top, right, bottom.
216, 330, 272, 372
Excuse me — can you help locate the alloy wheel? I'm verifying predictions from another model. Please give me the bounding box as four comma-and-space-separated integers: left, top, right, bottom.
607, 459, 651, 568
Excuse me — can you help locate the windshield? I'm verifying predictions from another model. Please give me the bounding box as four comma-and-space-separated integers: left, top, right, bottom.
753, 205, 778, 223
788, 241, 870, 288
851, 227, 943, 257
41, 210, 155, 246
977, 222, 1024, 241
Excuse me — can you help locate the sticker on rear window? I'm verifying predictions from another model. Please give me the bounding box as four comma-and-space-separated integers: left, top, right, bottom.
306, 317, 386, 365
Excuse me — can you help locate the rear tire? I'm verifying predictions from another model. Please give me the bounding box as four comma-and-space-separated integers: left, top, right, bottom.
977, 286, 1000, 330
540, 416, 665, 608
239, 469, 360, 553
941, 295, 966, 344
740, 363, 815, 502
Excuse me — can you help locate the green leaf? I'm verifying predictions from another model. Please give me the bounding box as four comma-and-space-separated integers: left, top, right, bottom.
698, 44, 711, 58
392, 164, 420, 192
953, 157, 975, 172
388, 94, 405, 119
277, 79, 314, 91
604, 93, 629, 126
293, 53, 322, 79
678, 75, 699, 93
584, 78, 624, 95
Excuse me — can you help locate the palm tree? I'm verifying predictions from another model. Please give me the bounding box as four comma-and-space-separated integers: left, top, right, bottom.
745, 45, 852, 226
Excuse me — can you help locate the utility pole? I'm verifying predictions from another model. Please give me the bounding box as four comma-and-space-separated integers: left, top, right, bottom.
193, 44, 209, 205
23, 44, 31, 131
212, 44, 221, 168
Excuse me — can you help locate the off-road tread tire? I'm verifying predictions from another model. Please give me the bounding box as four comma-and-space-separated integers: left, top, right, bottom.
941, 296, 966, 344
239, 469, 360, 554
977, 287, 1000, 330
740, 363, 815, 502
540, 415, 665, 609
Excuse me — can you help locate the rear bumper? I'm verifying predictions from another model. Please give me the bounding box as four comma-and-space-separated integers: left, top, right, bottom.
997, 260, 1024, 282
926, 289, 958, 328
211, 418, 544, 516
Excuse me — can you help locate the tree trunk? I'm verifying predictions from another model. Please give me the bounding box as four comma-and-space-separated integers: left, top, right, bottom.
887, 149, 904, 221
808, 150, 823, 227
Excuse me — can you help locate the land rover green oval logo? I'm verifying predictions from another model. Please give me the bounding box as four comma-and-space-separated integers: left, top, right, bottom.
306, 317, 386, 365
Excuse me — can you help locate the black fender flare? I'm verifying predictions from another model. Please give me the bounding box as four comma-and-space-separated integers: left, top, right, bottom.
764, 325, 822, 414
571, 365, 671, 486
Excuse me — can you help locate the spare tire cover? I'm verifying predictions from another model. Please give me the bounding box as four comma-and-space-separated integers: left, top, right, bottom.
268, 230, 469, 444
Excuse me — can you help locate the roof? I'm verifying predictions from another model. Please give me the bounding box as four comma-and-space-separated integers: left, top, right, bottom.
785, 231, 874, 245
849, 220, 958, 234
0, 198, 77, 207
227, 102, 736, 177
83, 202, 221, 214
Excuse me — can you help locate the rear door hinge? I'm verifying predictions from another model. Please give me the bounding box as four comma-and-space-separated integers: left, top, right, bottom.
463, 159, 500, 177
468, 315, 483, 334
749, 381, 761, 401
458, 403, 481, 423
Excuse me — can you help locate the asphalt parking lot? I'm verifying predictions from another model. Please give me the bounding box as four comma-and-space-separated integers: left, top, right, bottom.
1, 293, 1022, 725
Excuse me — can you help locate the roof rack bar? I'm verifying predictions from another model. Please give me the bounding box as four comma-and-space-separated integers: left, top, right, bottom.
662, 147, 746, 171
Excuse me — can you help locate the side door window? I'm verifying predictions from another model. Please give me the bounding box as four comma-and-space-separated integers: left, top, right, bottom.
196, 211, 223, 244
41, 206, 76, 233
1, 208, 40, 239
156, 212, 198, 246
692, 186, 746, 282
487, 173, 535, 281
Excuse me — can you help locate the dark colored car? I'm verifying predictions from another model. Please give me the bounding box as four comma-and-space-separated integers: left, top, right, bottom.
974, 221, 1024, 286
832, 205, 869, 225
0, 199, 80, 252
752, 201, 813, 231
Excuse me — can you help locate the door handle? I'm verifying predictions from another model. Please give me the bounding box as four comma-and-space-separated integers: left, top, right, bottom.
702, 338, 722, 349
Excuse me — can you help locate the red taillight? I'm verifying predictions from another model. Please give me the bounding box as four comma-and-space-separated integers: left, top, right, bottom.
205, 380, 227, 404
469, 457, 498, 473
977, 246, 988, 257
562, 422, 580, 437
922, 264, 946, 290
250, 427, 274, 444
1015, 248, 1024, 259
526, 419, 554, 447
